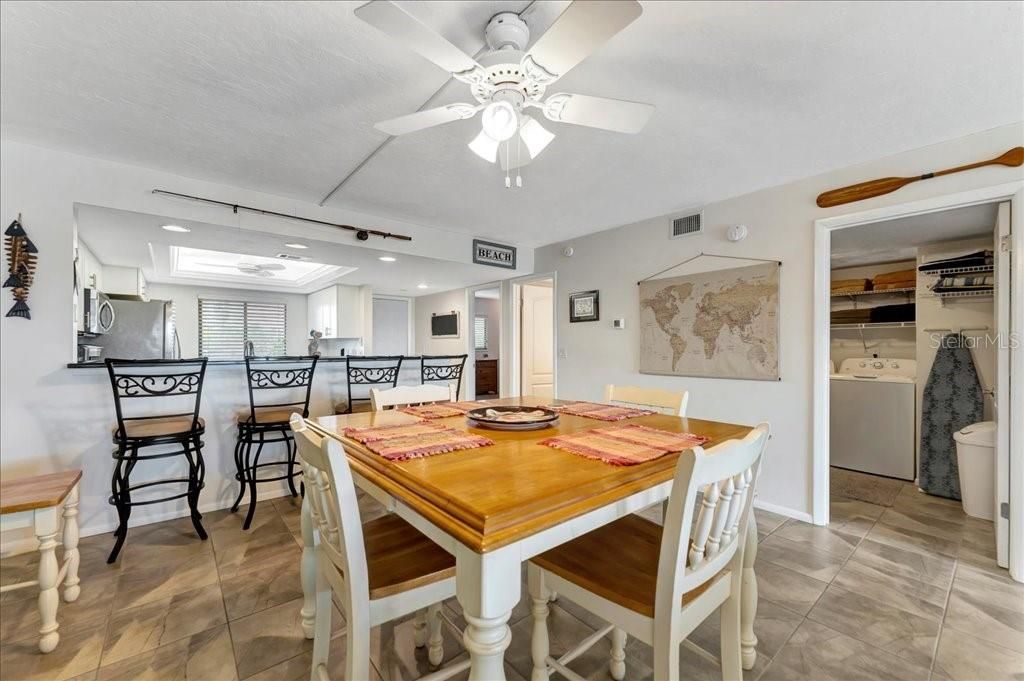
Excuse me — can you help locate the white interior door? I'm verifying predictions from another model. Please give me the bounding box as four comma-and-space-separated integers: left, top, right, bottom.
994, 201, 1011, 568
520, 283, 554, 398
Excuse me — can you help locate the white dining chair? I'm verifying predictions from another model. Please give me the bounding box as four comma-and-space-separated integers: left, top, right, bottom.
290, 414, 469, 681
603, 384, 689, 416
527, 422, 770, 681
370, 384, 457, 411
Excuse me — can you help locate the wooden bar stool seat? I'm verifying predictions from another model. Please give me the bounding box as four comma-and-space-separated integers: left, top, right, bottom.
113, 415, 206, 441
0, 470, 82, 653
237, 407, 302, 426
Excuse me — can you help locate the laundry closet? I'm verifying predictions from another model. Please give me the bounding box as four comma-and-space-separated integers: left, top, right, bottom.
828, 202, 1003, 518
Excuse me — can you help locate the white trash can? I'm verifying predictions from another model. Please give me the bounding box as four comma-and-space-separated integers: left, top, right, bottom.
953, 421, 996, 520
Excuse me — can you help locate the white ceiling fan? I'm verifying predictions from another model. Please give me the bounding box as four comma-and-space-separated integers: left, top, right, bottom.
199, 261, 286, 278
356, 0, 654, 181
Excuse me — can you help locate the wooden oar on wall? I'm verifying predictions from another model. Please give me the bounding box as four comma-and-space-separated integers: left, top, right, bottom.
816, 147, 1023, 208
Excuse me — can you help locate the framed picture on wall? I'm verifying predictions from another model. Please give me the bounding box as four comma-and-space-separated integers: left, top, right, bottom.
569, 290, 599, 323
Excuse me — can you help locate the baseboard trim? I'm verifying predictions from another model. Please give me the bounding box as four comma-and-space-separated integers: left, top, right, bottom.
754, 498, 814, 524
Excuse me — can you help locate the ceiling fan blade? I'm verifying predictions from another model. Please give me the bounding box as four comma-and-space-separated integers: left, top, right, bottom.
523, 0, 642, 82
542, 92, 654, 134
375, 103, 478, 136
355, 0, 483, 75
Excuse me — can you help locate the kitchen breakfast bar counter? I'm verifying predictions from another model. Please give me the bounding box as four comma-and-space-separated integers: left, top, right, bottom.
54, 358, 424, 540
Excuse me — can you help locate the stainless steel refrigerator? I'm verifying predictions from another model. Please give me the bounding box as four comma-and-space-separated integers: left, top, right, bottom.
92, 298, 180, 360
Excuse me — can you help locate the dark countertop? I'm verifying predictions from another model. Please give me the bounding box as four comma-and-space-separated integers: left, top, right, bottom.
66, 355, 441, 369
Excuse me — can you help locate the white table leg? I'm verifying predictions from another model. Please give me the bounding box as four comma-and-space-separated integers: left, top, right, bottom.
457, 545, 518, 681
741, 508, 758, 670
299, 489, 316, 639
62, 485, 81, 603
34, 507, 60, 653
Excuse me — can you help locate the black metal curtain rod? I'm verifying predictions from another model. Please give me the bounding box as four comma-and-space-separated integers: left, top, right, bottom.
151, 189, 413, 242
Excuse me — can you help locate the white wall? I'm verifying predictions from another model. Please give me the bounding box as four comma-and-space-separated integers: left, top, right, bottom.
145, 283, 309, 357
830, 260, 917, 366
534, 122, 1024, 520
414, 288, 469, 357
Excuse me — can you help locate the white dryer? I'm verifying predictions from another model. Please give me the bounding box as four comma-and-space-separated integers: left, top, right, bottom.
830, 357, 917, 480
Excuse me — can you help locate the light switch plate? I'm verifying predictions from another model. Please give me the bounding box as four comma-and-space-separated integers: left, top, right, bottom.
613, 318, 625, 329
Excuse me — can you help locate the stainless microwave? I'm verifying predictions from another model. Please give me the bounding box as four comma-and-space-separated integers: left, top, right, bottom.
83, 287, 115, 335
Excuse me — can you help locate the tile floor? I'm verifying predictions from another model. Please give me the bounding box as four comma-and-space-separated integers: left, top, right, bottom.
1, 479, 1021, 681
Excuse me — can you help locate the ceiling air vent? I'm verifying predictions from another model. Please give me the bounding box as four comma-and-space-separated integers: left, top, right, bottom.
670, 212, 703, 239
276, 252, 310, 261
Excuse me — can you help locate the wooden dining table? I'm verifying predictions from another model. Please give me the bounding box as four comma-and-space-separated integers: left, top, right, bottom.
303, 396, 761, 680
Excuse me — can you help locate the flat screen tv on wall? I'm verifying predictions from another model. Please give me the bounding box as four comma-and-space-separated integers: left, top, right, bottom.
431, 311, 459, 338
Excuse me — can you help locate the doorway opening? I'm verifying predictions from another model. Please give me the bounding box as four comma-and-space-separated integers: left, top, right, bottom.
513, 276, 555, 399
814, 183, 1023, 582
472, 287, 501, 398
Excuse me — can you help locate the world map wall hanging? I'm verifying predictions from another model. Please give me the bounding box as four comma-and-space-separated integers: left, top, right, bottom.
638, 261, 780, 380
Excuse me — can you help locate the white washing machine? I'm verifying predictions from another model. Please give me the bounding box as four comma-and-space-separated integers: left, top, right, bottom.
830, 357, 917, 480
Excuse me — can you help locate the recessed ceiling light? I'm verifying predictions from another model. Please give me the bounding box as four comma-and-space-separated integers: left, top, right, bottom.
417, 283, 429, 289
378, 256, 397, 262
161, 224, 190, 233
284, 242, 309, 249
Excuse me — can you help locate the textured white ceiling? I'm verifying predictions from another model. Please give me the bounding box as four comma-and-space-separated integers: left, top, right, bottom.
3, 1, 1022, 247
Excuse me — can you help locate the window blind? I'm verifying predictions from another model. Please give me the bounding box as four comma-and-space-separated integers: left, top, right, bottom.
474, 316, 487, 350
198, 299, 287, 359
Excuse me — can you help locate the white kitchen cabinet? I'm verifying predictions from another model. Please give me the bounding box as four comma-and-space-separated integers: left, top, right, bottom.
307, 284, 364, 338
103, 265, 147, 299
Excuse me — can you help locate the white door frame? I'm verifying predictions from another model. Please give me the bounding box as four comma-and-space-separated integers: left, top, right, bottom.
813, 181, 1024, 581
508, 272, 558, 399
465, 283, 503, 400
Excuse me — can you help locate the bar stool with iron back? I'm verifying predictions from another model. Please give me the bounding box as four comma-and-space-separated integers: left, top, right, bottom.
232, 356, 319, 530
105, 358, 209, 564
420, 354, 468, 399
338, 355, 404, 414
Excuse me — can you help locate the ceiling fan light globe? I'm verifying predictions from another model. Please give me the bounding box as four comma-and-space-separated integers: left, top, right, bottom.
468, 129, 499, 163
519, 116, 555, 159
481, 101, 518, 142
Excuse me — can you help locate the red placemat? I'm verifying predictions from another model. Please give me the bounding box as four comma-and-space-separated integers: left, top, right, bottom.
344, 421, 494, 461
550, 401, 656, 421
400, 400, 493, 420
539, 424, 709, 466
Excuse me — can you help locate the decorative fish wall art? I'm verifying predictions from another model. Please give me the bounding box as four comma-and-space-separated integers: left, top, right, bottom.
3, 215, 38, 319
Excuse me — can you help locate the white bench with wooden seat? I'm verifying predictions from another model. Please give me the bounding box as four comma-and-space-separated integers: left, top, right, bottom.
0, 470, 82, 653
527, 423, 769, 681
290, 414, 469, 681
604, 384, 689, 416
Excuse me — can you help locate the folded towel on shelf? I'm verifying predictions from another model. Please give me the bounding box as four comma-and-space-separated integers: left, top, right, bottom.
831, 278, 871, 293
933, 275, 994, 289
872, 279, 916, 291
831, 308, 873, 324
919, 250, 993, 272
870, 303, 916, 323
873, 269, 916, 285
